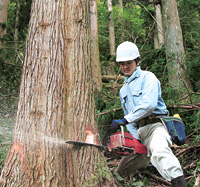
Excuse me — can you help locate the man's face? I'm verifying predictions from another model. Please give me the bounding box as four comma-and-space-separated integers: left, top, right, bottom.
119, 60, 137, 76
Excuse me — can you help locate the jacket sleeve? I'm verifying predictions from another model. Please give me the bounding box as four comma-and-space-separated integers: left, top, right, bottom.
124, 72, 159, 123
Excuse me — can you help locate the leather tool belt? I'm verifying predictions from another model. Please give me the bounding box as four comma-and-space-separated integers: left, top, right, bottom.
138, 115, 165, 128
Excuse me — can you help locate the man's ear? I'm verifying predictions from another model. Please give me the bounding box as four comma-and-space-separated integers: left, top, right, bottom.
137, 60, 140, 66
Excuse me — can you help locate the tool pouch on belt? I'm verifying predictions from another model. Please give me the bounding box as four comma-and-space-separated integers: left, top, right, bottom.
159, 116, 186, 146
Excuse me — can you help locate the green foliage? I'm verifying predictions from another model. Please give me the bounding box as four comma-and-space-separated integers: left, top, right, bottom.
95, 86, 123, 139
0, 0, 31, 114
0, 145, 10, 173
141, 46, 167, 83
0, 0, 199, 185
183, 110, 200, 142
6, 0, 31, 41
113, 171, 125, 182
142, 177, 149, 186
112, 2, 146, 43
177, 0, 200, 92
112, 171, 149, 186
97, 0, 200, 144
97, 0, 110, 61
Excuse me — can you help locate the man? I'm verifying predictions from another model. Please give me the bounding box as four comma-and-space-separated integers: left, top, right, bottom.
111, 41, 187, 187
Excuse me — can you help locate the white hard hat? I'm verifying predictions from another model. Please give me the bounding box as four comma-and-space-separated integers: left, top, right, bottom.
116, 41, 140, 62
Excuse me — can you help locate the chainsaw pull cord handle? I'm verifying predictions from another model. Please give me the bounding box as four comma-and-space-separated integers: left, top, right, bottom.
120, 126, 125, 145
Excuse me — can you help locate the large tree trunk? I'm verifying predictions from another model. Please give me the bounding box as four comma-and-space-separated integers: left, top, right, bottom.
161, 0, 192, 92
90, 0, 102, 92
0, 0, 115, 186
0, 0, 9, 45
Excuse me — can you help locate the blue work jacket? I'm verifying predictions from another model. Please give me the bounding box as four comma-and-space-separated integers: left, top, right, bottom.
120, 66, 169, 139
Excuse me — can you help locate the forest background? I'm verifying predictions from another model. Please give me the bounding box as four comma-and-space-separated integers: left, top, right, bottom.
0, 0, 199, 186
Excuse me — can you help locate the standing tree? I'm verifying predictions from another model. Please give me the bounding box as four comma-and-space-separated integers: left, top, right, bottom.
0, 0, 9, 45
116, 0, 124, 42
161, 0, 192, 93
154, 3, 164, 49
90, 0, 102, 92
107, 0, 115, 56
150, 0, 164, 49
14, 0, 21, 43
0, 0, 115, 186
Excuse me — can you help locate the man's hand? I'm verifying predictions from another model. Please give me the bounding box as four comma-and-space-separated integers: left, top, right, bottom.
111, 118, 128, 131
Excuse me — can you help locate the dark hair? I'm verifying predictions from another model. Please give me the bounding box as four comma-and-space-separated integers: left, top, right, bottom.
135, 57, 141, 65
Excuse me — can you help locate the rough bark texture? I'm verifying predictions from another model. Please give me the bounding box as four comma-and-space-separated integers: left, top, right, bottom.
0, 0, 115, 186
90, 0, 102, 92
0, 0, 9, 45
161, 0, 192, 91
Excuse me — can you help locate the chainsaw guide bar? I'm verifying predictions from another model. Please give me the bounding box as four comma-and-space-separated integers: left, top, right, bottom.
65, 140, 107, 150
65, 126, 147, 156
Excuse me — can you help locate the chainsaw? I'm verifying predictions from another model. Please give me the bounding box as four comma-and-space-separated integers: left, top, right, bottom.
66, 126, 147, 157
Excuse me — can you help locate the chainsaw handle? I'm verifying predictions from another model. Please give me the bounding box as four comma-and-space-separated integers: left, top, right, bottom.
120, 126, 125, 145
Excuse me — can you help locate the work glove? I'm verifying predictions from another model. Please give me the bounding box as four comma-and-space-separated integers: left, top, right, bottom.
110, 118, 128, 131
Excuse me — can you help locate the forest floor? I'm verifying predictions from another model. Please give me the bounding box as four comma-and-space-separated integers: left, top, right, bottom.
0, 107, 199, 186
106, 135, 200, 186
0, 114, 15, 145
0, 110, 15, 174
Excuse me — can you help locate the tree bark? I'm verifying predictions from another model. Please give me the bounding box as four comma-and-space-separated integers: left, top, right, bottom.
90, 0, 102, 92
14, 0, 21, 43
107, 0, 115, 56
116, 0, 124, 43
150, 0, 164, 49
0, 0, 115, 186
161, 0, 192, 92
0, 0, 9, 45
155, 3, 164, 48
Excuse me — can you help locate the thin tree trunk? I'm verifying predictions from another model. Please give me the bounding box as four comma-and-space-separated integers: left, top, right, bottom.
107, 0, 115, 56
153, 27, 159, 49
161, 0, 192, 92
155, 3, 164, 48
0, 0, 9, 45
150, 0, 164, 49
90, 0, 102, 92
0, 0, 115, 186
14, 0, 20, 43
149, 0, 159, 49
106, 0, 116, 76
116, 0, 124, 43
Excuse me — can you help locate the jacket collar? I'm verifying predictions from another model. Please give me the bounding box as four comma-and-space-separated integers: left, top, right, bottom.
125, 66, 141, 83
